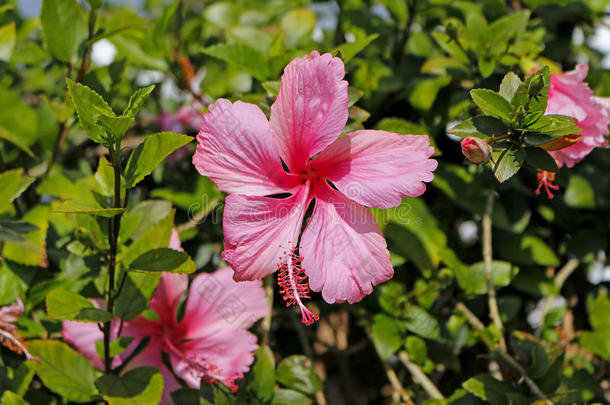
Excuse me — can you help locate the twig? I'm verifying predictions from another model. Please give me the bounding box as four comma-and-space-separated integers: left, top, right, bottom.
383, 361, 415, 405
483, 189, 506, 351
398, 351, 444, 400
392, 0, 418, 65
76, 8, 97, 83
540, 258, 580, 323
456, 302, 552, 404
44, 122, 70, 178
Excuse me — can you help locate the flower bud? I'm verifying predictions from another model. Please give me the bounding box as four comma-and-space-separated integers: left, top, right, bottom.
528, 73, 545, 97
446, 22, 459, 41
461, 137, 492, 164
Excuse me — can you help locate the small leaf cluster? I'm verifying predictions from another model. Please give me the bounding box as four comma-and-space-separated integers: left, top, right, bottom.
450, 67, 581, 182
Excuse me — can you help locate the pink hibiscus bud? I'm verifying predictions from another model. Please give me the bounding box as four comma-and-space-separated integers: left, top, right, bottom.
461, 137, 492, 164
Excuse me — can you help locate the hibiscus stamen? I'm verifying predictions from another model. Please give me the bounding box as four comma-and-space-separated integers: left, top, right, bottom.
0, 329, 35, 360
277, 246, 319, 326
536, 170, 559, 199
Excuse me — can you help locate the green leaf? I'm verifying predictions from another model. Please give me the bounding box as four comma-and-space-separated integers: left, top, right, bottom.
95, 112, 133, 142
66, 79, 115, 145
271, 389, 311, 405
124, 132, 193, 188
405, 336, 428, 365
28, 340, 99, 402
119, 200, 173, 243
463, 374, 509, 405
0, 22, 16, 62
280, 8, 315, 48
470, 89, 514, 122
202, 43, 269, 81
478, 57, 496, 78
336, 34, 379, 63
276, 356, 323, 395
524, 147, 558, 172
46, 288, 113, 322
455, 261, 519, 295
11, 361, 37, 397
497, 235, 559, 267
405, 306, 441, 340
409, 75, 451, 111
0, 169, 35, 214
528, 115, 581, 136
40, 0, 87, 63
493, 145, 525, 183
0, 221, 38, 242
128, 248, 195, 273
371, 314, 405, 360
248, 345, 276, 402
3, 206, 49, 267
0, 391, 28, 405
113, 273, 160, 321
449, 116, 509, 139
0, 126, 37, 158
123, 85, 155, 118
96, 367, 163, 405
50, 201, 125, 217
565, 175, 595, 209
261, 81, 281, 97
499, 72, 523, 102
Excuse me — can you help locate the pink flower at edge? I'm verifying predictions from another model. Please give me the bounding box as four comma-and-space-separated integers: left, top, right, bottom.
0, 298, 36, 359
546, 64, 610, 168
62, 230, 269, 404
192, 51, 437, 317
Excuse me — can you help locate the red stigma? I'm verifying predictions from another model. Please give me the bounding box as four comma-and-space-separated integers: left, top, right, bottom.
277, 246, 319, 326
536, 170, 559, 199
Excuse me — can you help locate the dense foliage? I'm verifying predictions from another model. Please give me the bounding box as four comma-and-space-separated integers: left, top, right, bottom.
1, 0, 610, 404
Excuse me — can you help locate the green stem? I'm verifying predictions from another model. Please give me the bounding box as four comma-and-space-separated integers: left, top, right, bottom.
483, 189, 505, 351
103, 145, 124, 373
456, 303, 552, 404
392, 0, 418, 65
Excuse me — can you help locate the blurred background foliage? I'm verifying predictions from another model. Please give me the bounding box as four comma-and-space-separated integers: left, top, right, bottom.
1, 0, 610, 403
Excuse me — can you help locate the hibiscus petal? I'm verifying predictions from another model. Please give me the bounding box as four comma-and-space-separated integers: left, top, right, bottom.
179, 267, 269, 340
270, 51, 348, 172
193, 99, 301, 195
171, 328, 258, 391
62, 321, 107, 370
122, 338, 181, 405
62, 315, 128, 371
547, 65, 610, 167
300, 181, 393, 304
223, 184, 310, 281
312, 130, 437, 209
149, 273, 188, 326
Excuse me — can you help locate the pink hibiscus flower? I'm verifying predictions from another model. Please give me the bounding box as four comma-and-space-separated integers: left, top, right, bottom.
0, 298, 34, 359
62, 232, 269, 404
192, 51, 437, 321
546, 64, 610, 168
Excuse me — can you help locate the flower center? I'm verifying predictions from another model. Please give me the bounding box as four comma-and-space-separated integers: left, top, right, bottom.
536, 170, 559, 199
277, 245, 319, 326
163, 337, 240, 391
